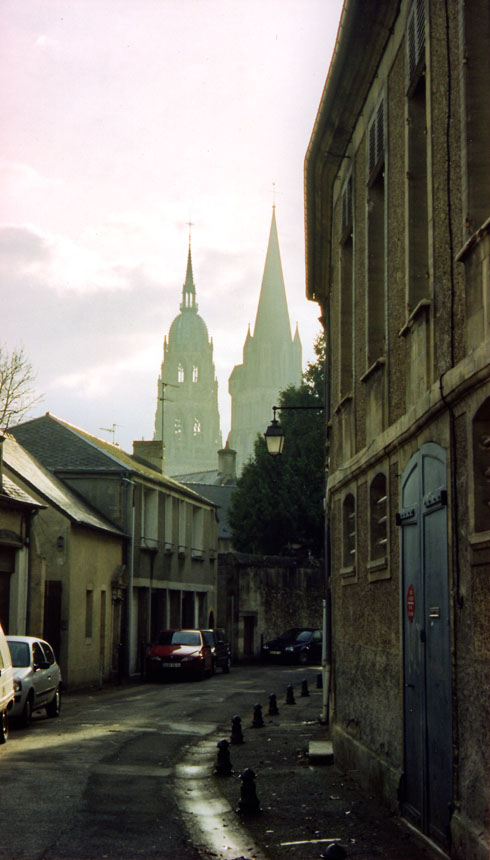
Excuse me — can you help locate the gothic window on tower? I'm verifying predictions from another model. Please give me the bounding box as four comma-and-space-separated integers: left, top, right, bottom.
178, 364, 184, 383
193, 418, 201, 436
174, 418, 183, 439
192, 365, 199, 383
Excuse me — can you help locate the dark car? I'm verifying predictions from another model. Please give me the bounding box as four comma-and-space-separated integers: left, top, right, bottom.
261, 628, 323, 664
146, 629, 213, 681
202, 629, 231, 673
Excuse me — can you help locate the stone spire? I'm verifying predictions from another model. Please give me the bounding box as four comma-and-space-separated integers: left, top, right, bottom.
253, 206, 292, 344
181, 241, 197, 311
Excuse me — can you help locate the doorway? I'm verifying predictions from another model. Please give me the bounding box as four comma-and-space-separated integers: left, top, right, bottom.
399, 442, 452, 847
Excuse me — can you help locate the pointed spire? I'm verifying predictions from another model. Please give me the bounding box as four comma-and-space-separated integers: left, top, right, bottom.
253, 207, 292, 343
180, 231, 198, 312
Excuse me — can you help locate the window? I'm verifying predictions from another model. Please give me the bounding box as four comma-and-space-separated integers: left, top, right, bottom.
193, 418, 201, 436
85, 590, 93, 638
178, 364, 184, 383
472, 397, 490, 533
32, 642, 45, 666
406, 0, 429, 310
192, 365, 199, 383
366, 98, 386, 366
340, 173, 354, 398
342, 493, 356, 570
369, 474, 388, 562
174, 418, 183, 438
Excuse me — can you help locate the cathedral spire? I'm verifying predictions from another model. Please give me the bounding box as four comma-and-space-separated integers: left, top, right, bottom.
253, 206, 292, 343
181, 228, 197, 312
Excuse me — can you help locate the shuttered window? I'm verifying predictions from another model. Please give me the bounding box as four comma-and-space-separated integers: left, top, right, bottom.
368, 99, 385, 181
407, 0, 426, 93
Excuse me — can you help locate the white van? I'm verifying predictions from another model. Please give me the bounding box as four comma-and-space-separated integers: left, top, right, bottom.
0, 623, 15, 743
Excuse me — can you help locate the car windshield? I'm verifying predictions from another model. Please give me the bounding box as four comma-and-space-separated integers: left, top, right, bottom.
157, 631, 201, 646
8, 641, 30, 667
278, 629, 303, 641
295, 631, 313, 643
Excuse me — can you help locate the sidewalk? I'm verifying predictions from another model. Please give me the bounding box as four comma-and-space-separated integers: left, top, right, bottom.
201, 674, 445, 860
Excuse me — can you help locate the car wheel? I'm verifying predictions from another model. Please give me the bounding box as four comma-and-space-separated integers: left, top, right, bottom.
20, 694, 33, 727
299, 650, 308, 665
0, 710, 8, 743
222, 656, 231, 674
46, 687, 61, 718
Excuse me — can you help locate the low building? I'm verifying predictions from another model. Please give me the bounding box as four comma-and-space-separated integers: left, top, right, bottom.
2, 435, 126, 688
305, 2, 489, 858
11, 414, 219, 676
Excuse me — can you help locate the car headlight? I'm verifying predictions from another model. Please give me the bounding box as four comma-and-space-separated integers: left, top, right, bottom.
285, 646, 295, 652
14, 679, 22, 693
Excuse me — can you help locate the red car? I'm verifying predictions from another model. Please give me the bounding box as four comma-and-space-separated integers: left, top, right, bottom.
146, 629, 213, 681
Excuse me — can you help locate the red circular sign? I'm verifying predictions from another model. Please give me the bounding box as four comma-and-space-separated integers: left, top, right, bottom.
407, 585, 415, 623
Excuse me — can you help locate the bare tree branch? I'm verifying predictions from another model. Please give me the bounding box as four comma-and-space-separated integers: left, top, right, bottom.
0, 346, 43, 430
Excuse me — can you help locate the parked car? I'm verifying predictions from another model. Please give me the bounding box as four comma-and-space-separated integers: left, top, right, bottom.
146, 629, 213, 681
0, 623, 14, 742
202, 629, 231, 673
6, 636, 62, 726
261, 628, 323, 664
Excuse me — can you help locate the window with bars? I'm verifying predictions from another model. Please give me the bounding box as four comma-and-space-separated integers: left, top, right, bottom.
369, 474, 388, 562
472, 397, 490, 534
342, 493, 356, 569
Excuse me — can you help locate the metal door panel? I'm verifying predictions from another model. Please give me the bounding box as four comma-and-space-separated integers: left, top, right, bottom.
400, 443, 452, 846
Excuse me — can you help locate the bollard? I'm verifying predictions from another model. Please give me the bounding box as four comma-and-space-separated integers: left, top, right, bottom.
252, 702, 264, 727
301, 678, 310, 698
317, 672, 323, 689
323, 843, 347, 859
268, 693, 279, 716
215, 738, 233, 776
237, 767, 261, 815
285, 683, 296, 705
231, 714, 244, 744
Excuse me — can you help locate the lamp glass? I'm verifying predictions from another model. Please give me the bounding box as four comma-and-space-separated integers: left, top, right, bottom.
264, 421, 285, 455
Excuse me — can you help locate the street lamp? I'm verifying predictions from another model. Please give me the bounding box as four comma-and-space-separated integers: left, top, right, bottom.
264, 403, 324, 455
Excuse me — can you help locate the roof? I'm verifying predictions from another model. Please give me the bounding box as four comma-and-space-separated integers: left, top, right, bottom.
10, 414, 215, 509
253, 207, 294, 345
2, 435, 126, 537
0, 474, 43, 510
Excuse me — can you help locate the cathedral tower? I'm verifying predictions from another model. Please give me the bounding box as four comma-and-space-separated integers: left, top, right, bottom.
228, 207, 302, 473
153, 239, 222, 475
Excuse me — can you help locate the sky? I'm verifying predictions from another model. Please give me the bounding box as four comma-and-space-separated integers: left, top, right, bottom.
1, 0, 343, 452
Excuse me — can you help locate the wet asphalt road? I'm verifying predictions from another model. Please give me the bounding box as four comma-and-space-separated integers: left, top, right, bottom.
0, 663, 318, 860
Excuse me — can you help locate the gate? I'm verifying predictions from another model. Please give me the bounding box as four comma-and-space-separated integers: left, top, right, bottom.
399, 442, 452, 847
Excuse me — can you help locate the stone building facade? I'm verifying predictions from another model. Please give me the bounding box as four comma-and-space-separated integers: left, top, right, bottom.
305, 2, 489, 858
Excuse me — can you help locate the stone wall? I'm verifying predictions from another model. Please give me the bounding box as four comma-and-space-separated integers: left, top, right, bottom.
217, 552, 324, 660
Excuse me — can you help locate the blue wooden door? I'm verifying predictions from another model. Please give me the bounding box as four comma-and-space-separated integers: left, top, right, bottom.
400, 443, 452, 847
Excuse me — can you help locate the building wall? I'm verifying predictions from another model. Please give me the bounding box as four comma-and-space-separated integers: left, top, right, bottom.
306, 1, 489, 857
218, 552, 324, 660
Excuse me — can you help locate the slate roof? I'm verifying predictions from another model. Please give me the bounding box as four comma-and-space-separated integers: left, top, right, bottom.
2, 435, 127, 537
10, 414, 215, 507
0, 473, 43, 510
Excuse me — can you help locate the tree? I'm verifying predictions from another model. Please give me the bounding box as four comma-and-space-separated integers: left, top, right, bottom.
0, 346, 42, 430
229, 335, 325, 557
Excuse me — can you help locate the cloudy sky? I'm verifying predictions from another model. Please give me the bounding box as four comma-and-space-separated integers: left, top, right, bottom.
1, 0, 342, 452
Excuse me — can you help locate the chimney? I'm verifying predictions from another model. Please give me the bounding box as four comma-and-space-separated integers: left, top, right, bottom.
132, 440, 165, 474
218, 443, 237, 483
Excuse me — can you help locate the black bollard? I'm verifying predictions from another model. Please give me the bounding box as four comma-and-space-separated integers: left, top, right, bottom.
301, 678, 310, 697
215, 738, 233, 776
237, 767, 261, 815
285, 684, 296, 704
231, 714, 244, 744
317, 672, 323, 689
252, 702, 264, 727
323, 843, 347, 859
268, 693, 279, 716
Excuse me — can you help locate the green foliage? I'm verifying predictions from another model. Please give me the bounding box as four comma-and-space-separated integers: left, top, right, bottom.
229, 335, 325, 557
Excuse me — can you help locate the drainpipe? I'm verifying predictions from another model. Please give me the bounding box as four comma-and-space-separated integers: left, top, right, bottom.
321, 302, 332, 726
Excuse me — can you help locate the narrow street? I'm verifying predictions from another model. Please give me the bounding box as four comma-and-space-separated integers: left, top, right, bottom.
0, 664, 314, 860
